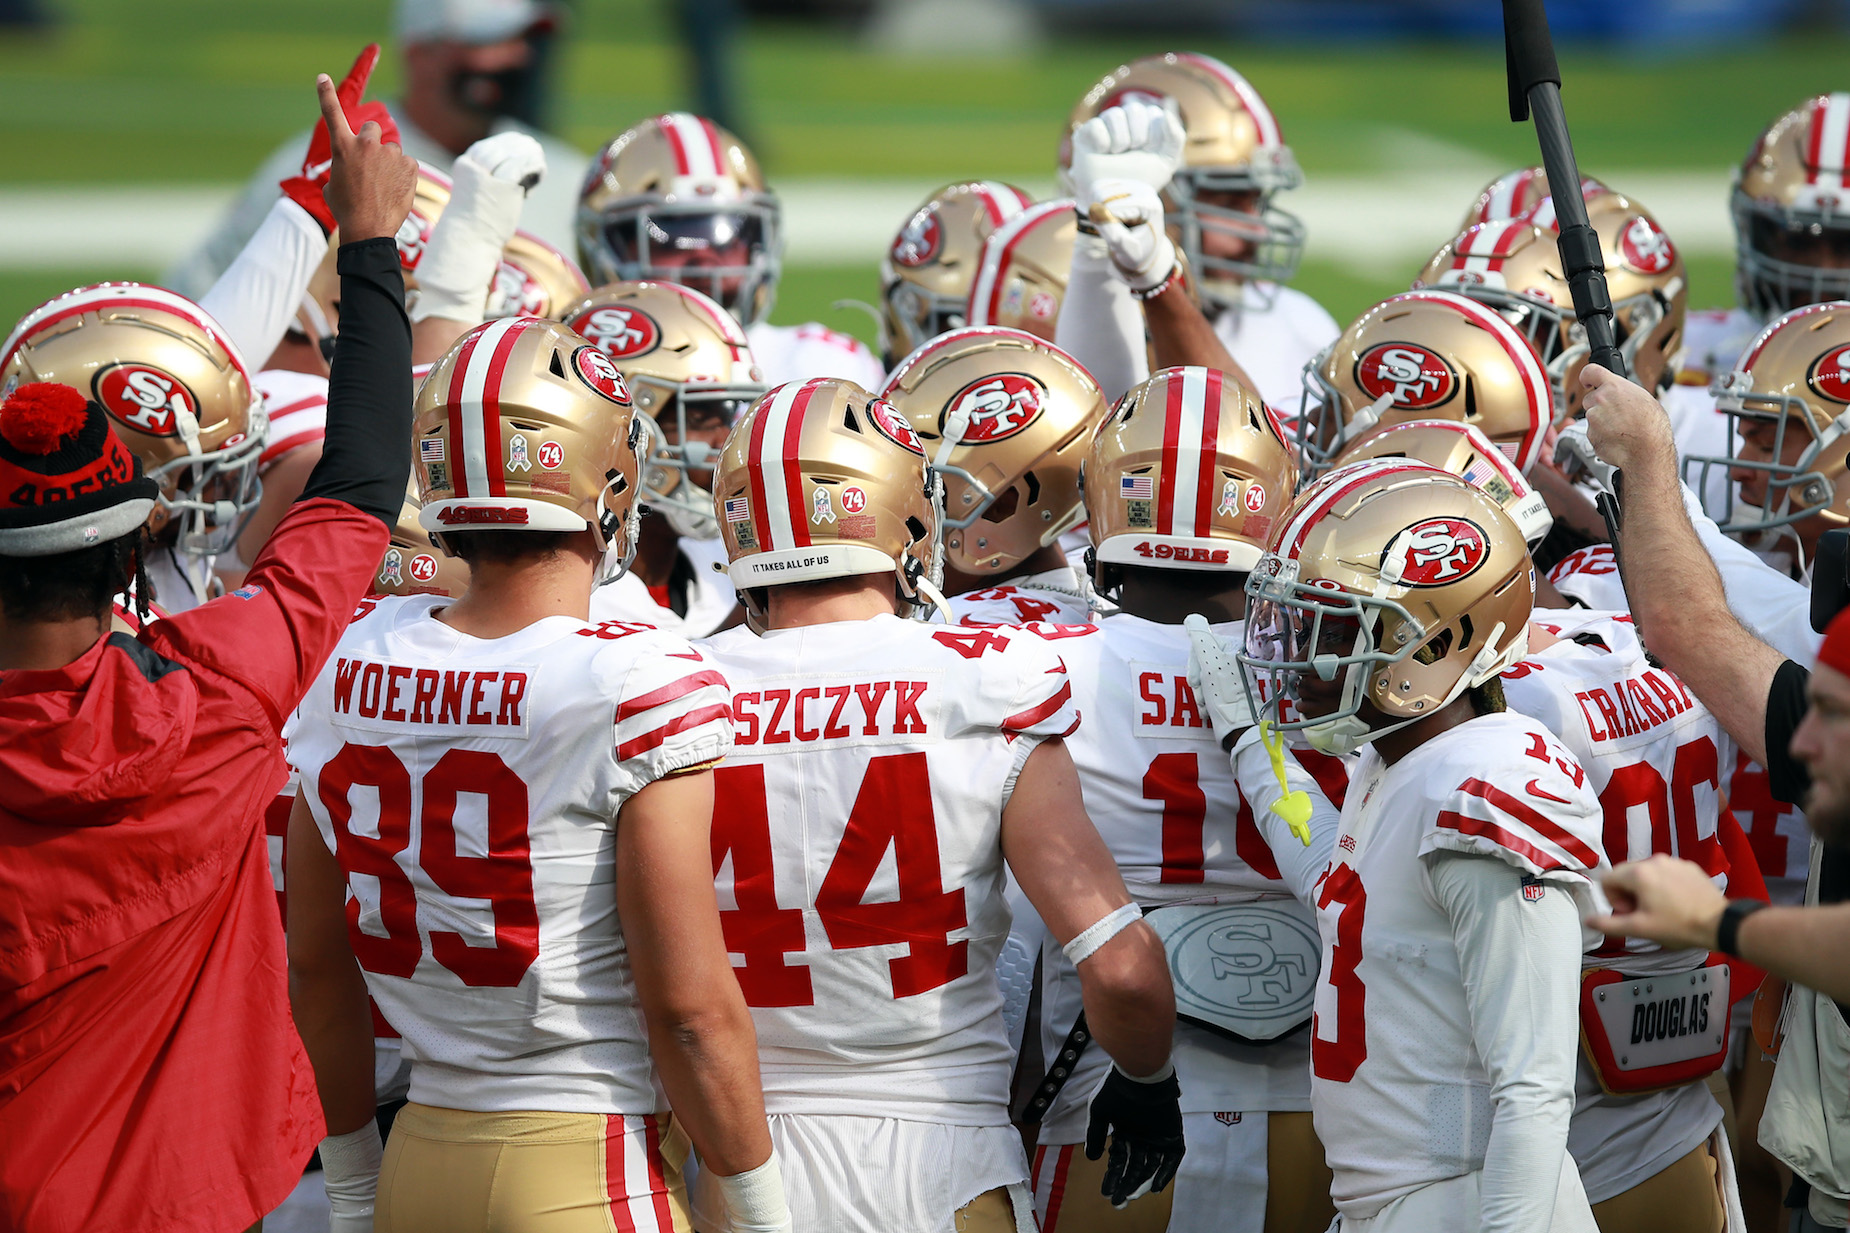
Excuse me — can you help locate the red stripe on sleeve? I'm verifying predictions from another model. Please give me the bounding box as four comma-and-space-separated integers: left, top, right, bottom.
615, 669, 729, 723
1156, 373, 1185, 535
1456, 775, 1601, 866
1195, 368, 1224, 537
1003, 679, 1073, 733
1435, 809, 1564, 872
618, 703, 734, 761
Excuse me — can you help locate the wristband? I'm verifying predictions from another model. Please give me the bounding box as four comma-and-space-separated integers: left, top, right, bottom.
1716, 898, 1768, 958
1130, 262, 1183, 302
1121, 1058, 1176, 1084
1064, 903, 1143, 966
713, 1155, 793, 1233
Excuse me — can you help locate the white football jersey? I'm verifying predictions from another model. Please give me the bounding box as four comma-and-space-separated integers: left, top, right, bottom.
1031, 615, 1347, 1142
948, 566, 1095, 627
254, 368, 329, 471
701, 614, 1079, 1126
1211, 283, 1340, 418
747, 321, 885, 392
285, 594, 734, 1115
591, 544, 739, 638
1312, 711, 1605, 1214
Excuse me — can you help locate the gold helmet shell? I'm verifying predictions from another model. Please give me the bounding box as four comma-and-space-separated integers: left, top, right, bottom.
412, 317, 646, 578
487, 230, 593, 320
1300, 290, 1553, 476
712, 377, 943, 622
1733, 94, 1850, 321
575, 112, 781, 326
880, 181, 1034, 368
373, 480, 471, 598
1458, 165, 1611, 232
1083, 365, 1296, 583
1336, 417, 1552, 547
0, 281, 264, 556
881, 325, 1106, 576
965, 199, 1075, 344
1240, 461, 1534, 755
559, 280, 765, 539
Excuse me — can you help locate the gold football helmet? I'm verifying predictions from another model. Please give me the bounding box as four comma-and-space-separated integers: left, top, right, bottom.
1683, 300, 1850, 539
1415, 192, 1687, 421
1062, 51, 1304, 312
559, 280, 766, 541
1337, 418, 1552, 547
1239, 461, 1534, 756
575, 113, 781, 326
881, 325, 1106, 576
1298, 290, 1553, 477
1083, 364, 1295, 585
487, 231, 593, 320
413, 316, 646, 581
711, 377, 945, 623
373, 481, 471, 598
0, 282, 264, 557
1458, 165, 1611, 231
965, 199, 1075, 344
1734, 94, 1850, 321
880, 181, 1034, 367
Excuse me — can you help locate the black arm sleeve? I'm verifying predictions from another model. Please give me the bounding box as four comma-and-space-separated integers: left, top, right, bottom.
1765, 659, 1812, 806
296, 237, 412, 526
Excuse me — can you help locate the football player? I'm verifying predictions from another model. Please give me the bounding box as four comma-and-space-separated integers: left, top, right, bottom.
284, 316, 792, 1233
698, 376, 1183, 1230
880, 181, 1035, 369
881, 325, 1107, 625
0, 284, 265, 612
576, 113, 884, 390
1053, 54, 1338, 414
1028, 364, 1345, 1233
561, 279, 761, 635
1238, 462, 1606, 1232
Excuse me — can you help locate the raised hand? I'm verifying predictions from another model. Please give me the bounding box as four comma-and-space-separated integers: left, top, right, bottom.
280, 45, 402, 235
314, 69, 417, 246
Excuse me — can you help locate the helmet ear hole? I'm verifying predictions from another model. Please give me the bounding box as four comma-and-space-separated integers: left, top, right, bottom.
843, 404, 861, 433
549, 350, 566, 379
1411, 627, 1454, 666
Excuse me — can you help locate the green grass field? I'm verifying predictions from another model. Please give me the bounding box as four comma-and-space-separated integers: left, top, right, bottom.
0, 0, 1828, 340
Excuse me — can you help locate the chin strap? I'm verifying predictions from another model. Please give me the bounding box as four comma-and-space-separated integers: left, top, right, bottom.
911, 572, 956, 623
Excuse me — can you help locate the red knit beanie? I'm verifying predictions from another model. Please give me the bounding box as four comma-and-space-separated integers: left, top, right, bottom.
0, 381, 160, 556
1820, 605, 1850, 678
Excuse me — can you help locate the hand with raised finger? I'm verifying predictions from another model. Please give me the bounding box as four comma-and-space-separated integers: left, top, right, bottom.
317, 71, 418, 246
1080, 178, 1176, 294
280, 45, 401, 235
1084, 1063, 1185, 1209
1069, 98, 1186, 196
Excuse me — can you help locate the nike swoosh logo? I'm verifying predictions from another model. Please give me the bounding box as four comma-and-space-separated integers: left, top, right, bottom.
1526, 779, 1571, 805
668, 650, 705, 661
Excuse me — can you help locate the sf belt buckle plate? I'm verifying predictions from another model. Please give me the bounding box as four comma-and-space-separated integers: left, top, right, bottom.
1146, 902, 1318, 1045
1579, 961, 1730, 1094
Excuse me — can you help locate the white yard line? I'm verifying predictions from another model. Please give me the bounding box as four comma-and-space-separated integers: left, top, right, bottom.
0, 172, 1732, 273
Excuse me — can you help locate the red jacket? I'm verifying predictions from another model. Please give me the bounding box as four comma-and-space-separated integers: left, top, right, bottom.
0, 499, 388, 1233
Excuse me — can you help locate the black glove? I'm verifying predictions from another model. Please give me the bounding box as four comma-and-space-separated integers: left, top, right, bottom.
1083, 1063, 1185, 1208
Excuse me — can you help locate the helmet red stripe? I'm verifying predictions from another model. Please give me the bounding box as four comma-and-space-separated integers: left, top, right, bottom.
1155, 371, 1185, 535
780, 378, 826, 549
1283, 461, 1436, 562
444, 324, 490, 498
1809, 96, 1830, 184
2, 289, 249, 384
658, 114, 692, 175
744, 382, 784, 550
477, 319, 531, 498
1195, 368, 1224, 537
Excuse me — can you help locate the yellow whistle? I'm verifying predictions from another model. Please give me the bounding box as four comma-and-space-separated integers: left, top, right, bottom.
1259, 719, 1313, 847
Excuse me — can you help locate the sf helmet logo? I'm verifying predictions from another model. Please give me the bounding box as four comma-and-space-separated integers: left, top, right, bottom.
572, 346, 633, 404
890, 205, 942, 268
1618, 215, 1677, 275
1810, 344, 1850, 404
1393, 517, 1490, 586
867, 397, 926, 455
487, 261, 547, 319
1354, 343, 1457, 410
571, 305, 661, 358
92, 363, 195, 436
946, 373, 1045, 443
395, 208, 436, 271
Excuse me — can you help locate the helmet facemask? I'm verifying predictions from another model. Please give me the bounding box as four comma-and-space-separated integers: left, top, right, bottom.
1734, 191, 1850, 322
1167, 163, 1305, 313
632, 376, 763, 541
1683, 375, 1844, 557
577, 201, 781, 326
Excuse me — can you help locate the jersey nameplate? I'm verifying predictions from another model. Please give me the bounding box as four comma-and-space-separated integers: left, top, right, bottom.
730, 672, 943, 750
1579, 961, 1729, 1094
1131, 661, 1213, 739
329, 656, 534, 739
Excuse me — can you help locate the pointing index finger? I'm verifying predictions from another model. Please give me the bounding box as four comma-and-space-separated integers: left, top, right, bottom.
316, 73, 354, 147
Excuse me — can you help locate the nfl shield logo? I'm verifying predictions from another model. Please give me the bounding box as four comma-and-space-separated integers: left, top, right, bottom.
1522, 877, 1546, 903
1214, 1111, 1242, 1126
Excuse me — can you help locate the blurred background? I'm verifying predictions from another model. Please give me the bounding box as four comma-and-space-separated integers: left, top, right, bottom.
3, 0, 1849, 348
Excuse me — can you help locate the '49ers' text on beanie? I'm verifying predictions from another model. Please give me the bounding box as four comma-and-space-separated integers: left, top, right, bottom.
0, 382, 159, 557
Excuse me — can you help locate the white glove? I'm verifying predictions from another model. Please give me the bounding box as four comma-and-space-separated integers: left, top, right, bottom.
1069, 98, 1185, 196
1080, 178, 1176, 293
319, 1121, 384, 1233
1184, 613, 1254, 749
409, 132, 546, 324
712, 1155, 795, 1233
